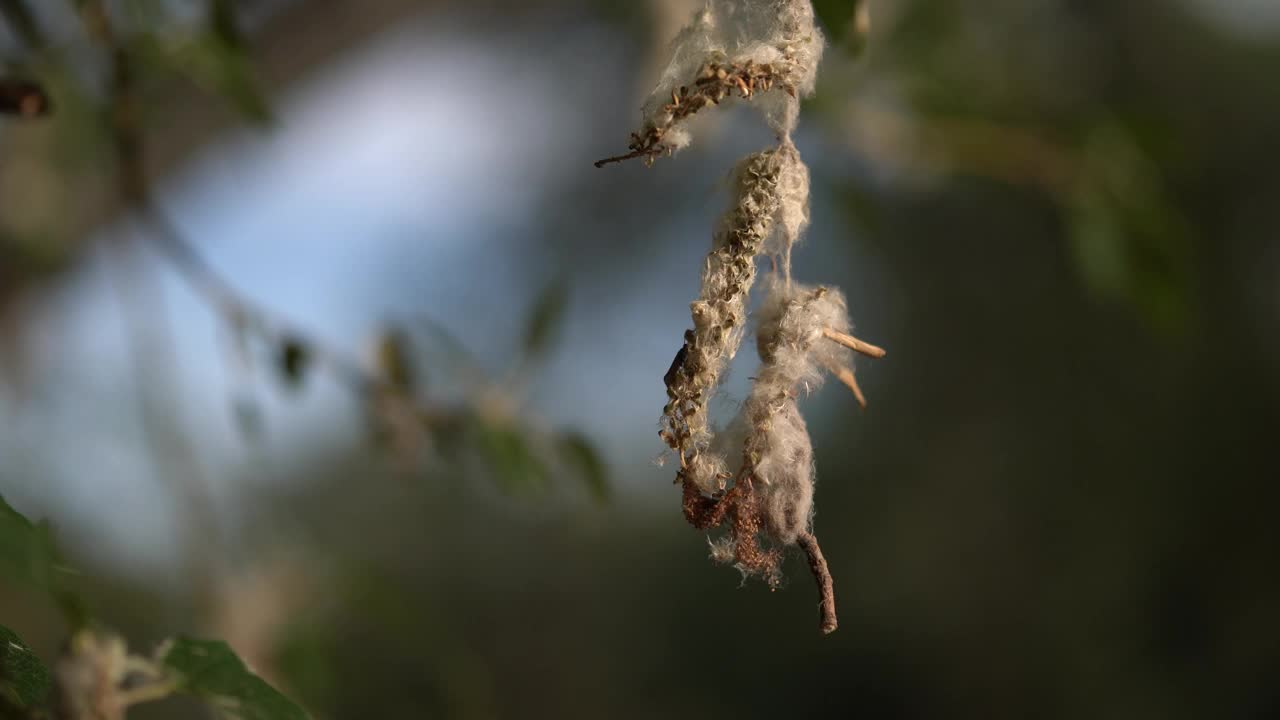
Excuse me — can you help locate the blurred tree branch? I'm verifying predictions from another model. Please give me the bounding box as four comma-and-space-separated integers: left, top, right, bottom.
74, 0, 607, 507
0, 0, 41, 49
79, 0, 225, 614
0, 0, 436, 305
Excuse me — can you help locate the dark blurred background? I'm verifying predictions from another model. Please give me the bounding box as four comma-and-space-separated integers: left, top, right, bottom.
2, 0, 1279, 717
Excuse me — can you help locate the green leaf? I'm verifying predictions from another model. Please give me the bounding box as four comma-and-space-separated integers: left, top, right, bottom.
0, 625, 52, 713
520, 281, 569, 362
558, 433, 610, 503
1068, 121, 1193, 334
161, 637, 308, 720
474, 422, 552, 495
1069, 185, 1127, 297
0, 495, 86, 627
0, 494, 62, 594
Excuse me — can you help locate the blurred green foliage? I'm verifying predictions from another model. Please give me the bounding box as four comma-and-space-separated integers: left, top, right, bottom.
558, 432, 609, 503
162, 637, 308, 720
0, 625, 51, 717
474, 419, 555, 494
134, 25, 272, 126
521, 280, 570, 364
1, 498, 307, 719
0, 494, 82, 625
821, 0, 1215, 334
1068, 121, 1194, 333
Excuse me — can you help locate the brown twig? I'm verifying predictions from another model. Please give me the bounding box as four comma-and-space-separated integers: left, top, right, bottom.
595, 59, 792, 168
829, 364, 867, 409
796, 531, 838, 634
822, 328, 885, 409
850, 105, 1080, 199
138, 207, 379, 394
823, 327, 886, 359
593, 147, 662, 169
77, 0, 454, 467
81, 0, 226, 612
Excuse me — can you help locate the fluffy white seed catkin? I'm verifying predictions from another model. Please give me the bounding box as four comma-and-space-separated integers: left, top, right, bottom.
767, 141, 811, 271
745, 278, 854, 544
661, 149, 779, 477
662, 144, 809, 492
752, 398, 813, 545
641, 0, 824, 152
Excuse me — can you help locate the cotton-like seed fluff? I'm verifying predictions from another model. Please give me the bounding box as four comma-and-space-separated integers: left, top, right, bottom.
744, 278, 854, 545
661, 145, 808, 493
619, 0, 858, 635
602, 0, 824, 165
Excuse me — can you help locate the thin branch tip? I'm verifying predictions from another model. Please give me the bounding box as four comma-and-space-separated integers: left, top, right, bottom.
823, 327, 886, 359
593, 148, 659, 168
832, 366, 868, 409
797, 531, 837, 634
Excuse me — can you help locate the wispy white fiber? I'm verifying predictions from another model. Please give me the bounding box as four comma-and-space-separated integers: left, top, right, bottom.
745, 279, 853, 544
636, 3, 871, 633
641, 0, 824, 152
661, 149, 775, 483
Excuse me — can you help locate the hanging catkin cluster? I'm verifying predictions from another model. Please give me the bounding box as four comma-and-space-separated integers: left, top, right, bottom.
659, 145, 804, 493
599, 0, 883, 635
